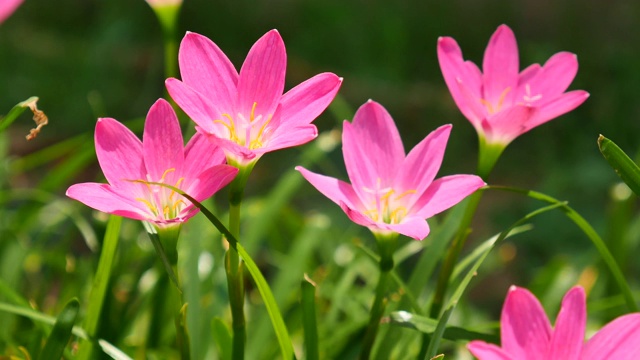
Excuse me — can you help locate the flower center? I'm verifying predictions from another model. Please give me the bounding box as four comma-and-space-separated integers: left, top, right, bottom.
214, 102, 272, 150
133, 168, 187, 221
479, 87, 511, 115
362, 178, 416, 224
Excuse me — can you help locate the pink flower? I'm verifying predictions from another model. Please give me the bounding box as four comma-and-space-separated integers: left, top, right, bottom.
0, 0, 23, 24
66, 99, 238, 226
296, 100, 485, 240
468, 286, 640, 360
438, 24, 589, 146
166, 30, 343, 166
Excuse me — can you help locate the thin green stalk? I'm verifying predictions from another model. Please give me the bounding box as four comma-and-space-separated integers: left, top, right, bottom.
489, 185, 638, 312
428, 190, 483, 319
145, 180, 294, 360
360, 233, 397, 360
77, 215, 122, 360
224, 162, 255, 360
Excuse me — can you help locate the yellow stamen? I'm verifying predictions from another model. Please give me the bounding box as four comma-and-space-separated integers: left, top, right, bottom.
135, 197, 158, 215
394, 189, 417, 201
249, 115, 273, 150
250, 102, 258, 122
479, 87, 512, 115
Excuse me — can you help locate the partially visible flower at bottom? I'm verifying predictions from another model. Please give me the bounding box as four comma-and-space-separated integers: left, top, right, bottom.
66, 98, 238, 227
297, 100, 485, 240
468, 285, 640, 360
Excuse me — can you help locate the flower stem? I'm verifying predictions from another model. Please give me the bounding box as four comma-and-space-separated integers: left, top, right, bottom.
224, 162, 255, 360
360, 233, 397, 360
147, 223, 191, 359
428, 135, 502, 319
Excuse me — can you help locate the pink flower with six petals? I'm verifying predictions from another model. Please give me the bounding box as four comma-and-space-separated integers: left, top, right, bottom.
438, 24, 589, 146
296, 100, 485, 240
66, 99, 238, 226
166, 30, 342, 166
468, 285, 640, 360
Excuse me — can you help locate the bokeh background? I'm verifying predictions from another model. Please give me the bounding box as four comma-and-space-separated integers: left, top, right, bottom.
2, 0, 640, 357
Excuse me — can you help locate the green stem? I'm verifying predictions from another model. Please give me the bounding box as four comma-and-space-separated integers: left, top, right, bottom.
428, 136, 503, 320
428, 190, 483, 319
359, 233, 397, 360
224, 162, 255, 360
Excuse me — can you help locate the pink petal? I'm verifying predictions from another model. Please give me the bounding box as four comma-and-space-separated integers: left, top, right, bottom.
526, 90, 589, 132
66, 183, 149, 221
258, 125, 318, 154
546, 287, 585, 360
413, 175, 485, 219
482, 25, 519, 106
467, 341, 513, 360
236, 30, 286, 120
184, 164, 238, 202
296, 166, 362, 211
142, 99, 184, 183
0, 0, 22, 24
342, 101, 405, 194
379, 216, 431, 240
279, 72, 342, 127
183, 132, 227, 177
454, 76, 489, 128
396, 125, 452, 201
526, 52, 579, 100
178, 32, 238, 112
437, 36, 484, 123
582, 313, 640, 360
482, 104, 535, 145
340, 202, 380, 229
94, 118, 145, 189
166, 78, 223, 134
500, 286, 552, 360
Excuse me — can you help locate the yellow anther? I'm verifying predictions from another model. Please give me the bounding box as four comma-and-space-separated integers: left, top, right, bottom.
394, 189, 417, 201
479, 87, 512, 115
250, 102, 258, 122
389, 207, 408, 224
136, 197, 159, 216
249, 115, 273, 150
160, 168, 176, 182
169, 177, 186, 200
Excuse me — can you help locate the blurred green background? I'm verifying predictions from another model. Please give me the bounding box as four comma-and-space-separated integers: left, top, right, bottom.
1, 0, 640, 356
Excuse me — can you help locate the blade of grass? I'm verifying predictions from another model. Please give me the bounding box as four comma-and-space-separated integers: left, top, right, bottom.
0, 301, 131, 360
38, 298, 80, 360
212, 317, 232, 360
145, 182, 294, 360
598, 135, 640, 196
0, 97, 38, 132
425, 202, 565, 359
77, 215, 122, 360
301, 275, 319, 360
388, 311, 498, 343
488, 185, 638, 312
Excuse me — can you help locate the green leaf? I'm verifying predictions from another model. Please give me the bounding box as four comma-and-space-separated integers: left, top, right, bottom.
598, 135, 640, 196
489, 185, 638, 312
388, 311, 498, 343
77, 215, 122, 360
38, 298, 80, 360
0, 301, 131, 360
425, 202, 566, 359
0, 97, 38, 132
212, 317, 232, 360
301, 276, 319, 360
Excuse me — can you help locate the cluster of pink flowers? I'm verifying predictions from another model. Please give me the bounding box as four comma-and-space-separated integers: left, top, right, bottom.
65, 23, 638, 358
